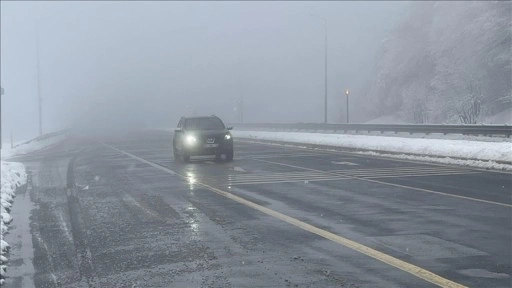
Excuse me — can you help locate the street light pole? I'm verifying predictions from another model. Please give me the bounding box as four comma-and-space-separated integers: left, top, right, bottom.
345, 89, 350, 123
324, 21, 328, 124
240, 93, 244, 123
36, 26, 43, 136
1, 86, 4, 150
310, 14, 328, 123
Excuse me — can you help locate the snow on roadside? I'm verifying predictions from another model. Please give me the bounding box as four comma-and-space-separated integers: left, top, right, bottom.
0, 161, 26, 284
232, 130, 512, 170
357, 151, 512, 171
0, 132, 64, 284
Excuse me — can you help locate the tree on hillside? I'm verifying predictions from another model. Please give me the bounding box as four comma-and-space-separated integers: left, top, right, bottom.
365, 1, 511, 124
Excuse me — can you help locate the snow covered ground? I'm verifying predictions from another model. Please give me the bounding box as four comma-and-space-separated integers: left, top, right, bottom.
232, 130, 512, 171
0, 162, 26, 284
0, 133, 65, 284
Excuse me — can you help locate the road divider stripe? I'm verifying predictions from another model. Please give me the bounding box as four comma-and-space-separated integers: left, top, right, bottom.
102, 142, 467, 288
239, 139, 512, 175
227, 172, 481, 186
227, 169, 478, 181
329, 166, 474, 173
256, 159, 512, 208
228, 177, 351, 186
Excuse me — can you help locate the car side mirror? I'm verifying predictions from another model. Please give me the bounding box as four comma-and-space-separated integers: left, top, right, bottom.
175, 128, 182, 133
227, 126, 233, 130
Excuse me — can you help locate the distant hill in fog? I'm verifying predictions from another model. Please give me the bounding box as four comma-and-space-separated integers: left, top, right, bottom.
363, 1, 511, 124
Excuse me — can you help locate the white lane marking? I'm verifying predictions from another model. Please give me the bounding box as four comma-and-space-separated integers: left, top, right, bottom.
239, 139, 512, 175
332, 161, 359, 165
228, 177, 351, 186
237, 153, 324, 159
255, 158, 512, 208
34, 234, 58, 286
226, 172, 480, 186
58, 212, 73, 242
102, 142, 466, 288
227, 167, 478, 181
330, 166, 474, 173
233, 166, 247, 172
122, 194, 162, 220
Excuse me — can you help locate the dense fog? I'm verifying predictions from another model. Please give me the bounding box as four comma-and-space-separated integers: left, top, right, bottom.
364, 1, 511, 124
1, 1, 510, 141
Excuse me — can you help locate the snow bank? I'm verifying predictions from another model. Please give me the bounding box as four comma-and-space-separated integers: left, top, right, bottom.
232, 130, 512, 170
0, 161, 26, 284
0, 132, 64, 284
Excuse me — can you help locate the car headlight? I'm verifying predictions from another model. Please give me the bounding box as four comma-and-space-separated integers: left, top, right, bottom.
185, 135, 197, 145
224, 134, 232, 140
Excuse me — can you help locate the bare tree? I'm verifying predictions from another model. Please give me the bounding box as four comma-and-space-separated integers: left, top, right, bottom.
456, 81, 482, 124
457, 98, 481, 124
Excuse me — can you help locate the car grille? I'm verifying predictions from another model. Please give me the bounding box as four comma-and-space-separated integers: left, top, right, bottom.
199, 135, 222, 144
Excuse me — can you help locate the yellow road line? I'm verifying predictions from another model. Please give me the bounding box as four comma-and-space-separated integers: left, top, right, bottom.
256, 159, 512, 208
102, 143, 467, 288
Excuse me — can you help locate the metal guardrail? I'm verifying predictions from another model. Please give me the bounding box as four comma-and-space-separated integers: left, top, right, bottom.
230, 123, 512, 137
14, 129, 69, 148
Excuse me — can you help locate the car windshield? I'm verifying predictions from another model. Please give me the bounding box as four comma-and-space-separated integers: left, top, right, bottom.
185, 118, 225, 130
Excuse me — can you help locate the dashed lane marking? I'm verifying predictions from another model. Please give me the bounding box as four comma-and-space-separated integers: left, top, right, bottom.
102, 142, 467, 288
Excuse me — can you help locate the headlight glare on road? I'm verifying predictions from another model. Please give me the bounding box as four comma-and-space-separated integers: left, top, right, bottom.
185, 135, 197, 145
225, 134, 232, 140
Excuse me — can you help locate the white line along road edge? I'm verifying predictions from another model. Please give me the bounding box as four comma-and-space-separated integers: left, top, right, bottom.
101, 142, 467, 288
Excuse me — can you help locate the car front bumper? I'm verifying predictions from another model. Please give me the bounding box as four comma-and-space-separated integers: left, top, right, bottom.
182, 140, 233, 156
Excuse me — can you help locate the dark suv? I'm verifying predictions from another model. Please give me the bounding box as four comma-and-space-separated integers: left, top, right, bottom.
173, 116, 234, 162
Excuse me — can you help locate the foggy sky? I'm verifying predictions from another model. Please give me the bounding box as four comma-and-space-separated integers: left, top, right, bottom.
1, 1, 407, 142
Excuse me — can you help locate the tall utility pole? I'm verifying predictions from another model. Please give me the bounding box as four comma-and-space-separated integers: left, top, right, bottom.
310, 14, 328, 123
323, 21, 328, 124
236, 94, 244, 123
239, 93, 244, 123
345, 89, 350, 123
236, 77, 245, 123
1, 86, 4, 149
36, 25, 43, 136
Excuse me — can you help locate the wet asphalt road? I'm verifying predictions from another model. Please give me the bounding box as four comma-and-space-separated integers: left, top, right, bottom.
3, 130, 511, 288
